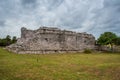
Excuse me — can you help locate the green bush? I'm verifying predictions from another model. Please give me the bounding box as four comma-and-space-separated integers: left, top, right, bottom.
83, 49, 92, 53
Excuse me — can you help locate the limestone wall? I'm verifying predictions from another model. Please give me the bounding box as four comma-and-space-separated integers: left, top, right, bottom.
7, 27, 95, 54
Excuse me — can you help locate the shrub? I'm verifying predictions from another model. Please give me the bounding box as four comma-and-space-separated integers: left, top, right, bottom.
83, 49, 92, 54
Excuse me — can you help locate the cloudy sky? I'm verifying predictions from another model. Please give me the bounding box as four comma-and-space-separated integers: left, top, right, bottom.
0, 0, 120, 39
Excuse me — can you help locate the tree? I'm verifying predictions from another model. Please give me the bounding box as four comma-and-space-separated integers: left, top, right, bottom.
0, 35, 17, 47
5, 35, 12, 45
97, 32, 117, 51
97, 32, 117, 45
12, 36, 17, 43
0, 39, 7, 46
114, 37, 120, 45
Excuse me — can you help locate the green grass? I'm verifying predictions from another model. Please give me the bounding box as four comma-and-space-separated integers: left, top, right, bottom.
0, 48, 120, 80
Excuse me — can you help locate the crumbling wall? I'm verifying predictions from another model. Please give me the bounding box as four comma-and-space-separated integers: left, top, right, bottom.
7, 27, 95, 54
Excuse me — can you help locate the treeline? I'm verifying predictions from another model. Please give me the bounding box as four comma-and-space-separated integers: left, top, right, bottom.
0, 35, 17, 47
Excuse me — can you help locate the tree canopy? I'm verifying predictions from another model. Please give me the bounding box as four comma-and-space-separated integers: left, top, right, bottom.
114, 37, 120, 45
97, 32, 117, 45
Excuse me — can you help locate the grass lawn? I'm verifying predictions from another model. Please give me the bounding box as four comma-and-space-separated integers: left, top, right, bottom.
0, 48, 120, 80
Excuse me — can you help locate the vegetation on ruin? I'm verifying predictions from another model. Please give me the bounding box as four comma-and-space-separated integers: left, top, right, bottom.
0, 48, 120, 80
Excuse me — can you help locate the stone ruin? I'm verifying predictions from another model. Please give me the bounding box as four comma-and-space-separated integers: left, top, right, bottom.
7, 27, 95, 54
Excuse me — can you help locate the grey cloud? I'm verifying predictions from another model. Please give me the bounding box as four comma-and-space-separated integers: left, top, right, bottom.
21, 0, 38, 9
104, 0, 120, 7
21, 0, 36, 4
0, 20, 5, 26
0, 0, 120, 38
43, 0, 64, 11
87, 0, 120, 36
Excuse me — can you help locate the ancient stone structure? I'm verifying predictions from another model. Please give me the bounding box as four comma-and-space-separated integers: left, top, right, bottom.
7, 27, 95, 54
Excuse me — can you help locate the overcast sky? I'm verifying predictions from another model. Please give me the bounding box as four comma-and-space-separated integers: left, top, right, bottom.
0, 0, 120, 39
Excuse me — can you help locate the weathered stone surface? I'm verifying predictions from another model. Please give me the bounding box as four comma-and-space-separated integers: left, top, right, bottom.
7, 26, 95, 54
